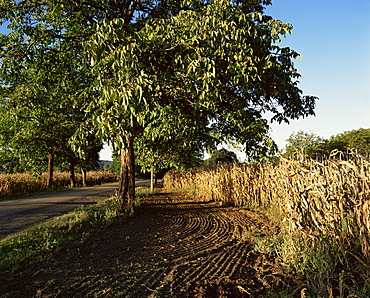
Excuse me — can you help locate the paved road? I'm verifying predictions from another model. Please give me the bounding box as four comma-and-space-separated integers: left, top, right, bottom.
0, 180, 150, 240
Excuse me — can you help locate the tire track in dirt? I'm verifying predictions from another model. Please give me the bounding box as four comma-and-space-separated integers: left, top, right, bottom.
3, 190, 298, 297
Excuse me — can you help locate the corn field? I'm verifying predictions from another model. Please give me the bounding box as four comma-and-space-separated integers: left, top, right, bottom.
0, 171, 117, 198
164, 151, 370, 260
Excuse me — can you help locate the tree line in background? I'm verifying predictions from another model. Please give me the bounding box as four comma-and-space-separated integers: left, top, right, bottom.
282, 128, 370, 159
188, 127, 370, 166
0, 0, 318, 209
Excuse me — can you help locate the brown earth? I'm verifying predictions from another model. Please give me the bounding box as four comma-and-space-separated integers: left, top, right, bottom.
1, 190, 304, 297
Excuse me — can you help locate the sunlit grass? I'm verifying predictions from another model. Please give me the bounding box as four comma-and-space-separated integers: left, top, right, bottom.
0, 186, 155, 275
251, 216, 370, 297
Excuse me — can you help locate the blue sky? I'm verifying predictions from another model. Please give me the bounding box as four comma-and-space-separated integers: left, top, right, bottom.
265, 0, 370, 149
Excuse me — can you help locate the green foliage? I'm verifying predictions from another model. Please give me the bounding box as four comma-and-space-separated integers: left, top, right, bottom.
0, 0, 317, 201
255, 230, 369, 297
0, 197, 125, 274
204, 148, 238, 165
102, 161, 114, 171
0, 147, 25, 174
328, 128, 370, 157
135, 136, 204, 173
0, 0, 103, 175
87, 1, 316, 144
283, 130, 326, 157
84, 0, 316, 180
0, 184, 155, 275
283, 128, 370, 158
135, 186, 156, 198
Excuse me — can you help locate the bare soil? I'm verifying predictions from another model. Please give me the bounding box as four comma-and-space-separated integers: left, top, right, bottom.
1, 190, 304, 297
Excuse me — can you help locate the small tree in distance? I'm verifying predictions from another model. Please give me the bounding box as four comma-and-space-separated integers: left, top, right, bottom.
204, 149, 239, 166
283, 131, 326, 158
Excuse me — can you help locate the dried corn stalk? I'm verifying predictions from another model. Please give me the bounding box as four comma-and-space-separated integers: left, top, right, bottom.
164, 152, 370, 259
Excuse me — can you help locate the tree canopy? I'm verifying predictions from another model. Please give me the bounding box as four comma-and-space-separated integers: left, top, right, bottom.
283, 131, 326, 157
204, 148, 238, 165
0, 0, 318, 207
328, 128, 370, 157
283, 128, 370, 158
86, 1, 316, 148
0, 0, 103, 184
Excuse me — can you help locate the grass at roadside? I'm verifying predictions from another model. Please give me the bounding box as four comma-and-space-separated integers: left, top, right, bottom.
241, 204, 370, 298
0, 186, 153, 277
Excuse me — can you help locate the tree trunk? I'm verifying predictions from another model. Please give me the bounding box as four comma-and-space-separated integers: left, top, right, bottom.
68, 158, 76, 188
117, 134, 135, 212
47, 153, 54, 189
81, 168, 87, 187
150, 170, 155, 192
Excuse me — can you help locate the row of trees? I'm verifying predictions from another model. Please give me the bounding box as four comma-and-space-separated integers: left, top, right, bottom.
0, 82, 103, 187
0, 0, 317, 209
283, 128, 370, 158
187, 128, 370, 166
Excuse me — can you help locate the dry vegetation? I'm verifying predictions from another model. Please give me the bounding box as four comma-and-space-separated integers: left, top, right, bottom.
0, 171, 117, 198
164, 151, 370, 295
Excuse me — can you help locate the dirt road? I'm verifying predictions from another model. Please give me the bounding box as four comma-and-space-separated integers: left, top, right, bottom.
3, 190, 301, 297
0, 180, 149, 239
